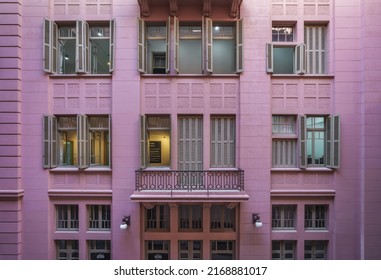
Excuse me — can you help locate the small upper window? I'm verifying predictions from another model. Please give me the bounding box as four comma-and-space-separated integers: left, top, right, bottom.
272, 26, 295, 42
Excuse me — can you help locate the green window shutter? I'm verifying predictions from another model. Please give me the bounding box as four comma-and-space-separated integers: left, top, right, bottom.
236, 18, 243, 73
266, 43, 273, 73
109, 19, 116, 72
77, 115, 89, 169
138, 18, 146, 73
299, 115, 307, 168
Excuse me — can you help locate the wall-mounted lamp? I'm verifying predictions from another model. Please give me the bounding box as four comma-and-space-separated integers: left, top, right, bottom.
120, 216, 131, 230
252, 213, 263, 228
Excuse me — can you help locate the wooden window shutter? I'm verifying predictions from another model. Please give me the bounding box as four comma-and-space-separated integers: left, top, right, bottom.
266, 43, 273, 73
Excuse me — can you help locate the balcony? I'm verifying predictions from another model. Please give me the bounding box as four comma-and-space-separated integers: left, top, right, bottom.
131, 169, 248, 202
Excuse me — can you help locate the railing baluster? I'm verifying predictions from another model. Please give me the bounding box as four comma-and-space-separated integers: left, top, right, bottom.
135, 169, 244, 194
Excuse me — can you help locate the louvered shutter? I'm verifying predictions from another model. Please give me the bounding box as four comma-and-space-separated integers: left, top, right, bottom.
205, 18, 213, 73
299, 115, 307, 168
43, 116, 58, 168
109, 19, 115, 72
76, 21, 88, 73
138, 18, 146, 73
174, 16, 179, 73
77, 115, 89, 169
236, 18, 243, 73
211, 117, 235, 168
166, 16, 171, 73
266, 43, 273, 73
140, 115, 148, 168
295, 43, 306, 74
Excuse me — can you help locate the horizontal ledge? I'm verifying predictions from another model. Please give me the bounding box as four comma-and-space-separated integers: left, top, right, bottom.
271, 190, 336, 197
48, 190, 112, 198
0, 189, 24, 199
130, 191, 249, 202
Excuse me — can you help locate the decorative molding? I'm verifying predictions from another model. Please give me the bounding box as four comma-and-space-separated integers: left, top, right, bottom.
137, 0, 150, 17
142, 202, 155, 209
230, 0, 243, 18
203, 0, 212, 17
169, 0, 178, 16
226, 202, 238, 209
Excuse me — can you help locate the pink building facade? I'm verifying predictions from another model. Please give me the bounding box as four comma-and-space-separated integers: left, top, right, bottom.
0, 0, 380, 260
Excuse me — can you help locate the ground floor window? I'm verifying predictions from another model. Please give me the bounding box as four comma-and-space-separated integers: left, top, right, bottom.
272, 240, 296, 260
146, 240, 170, 260
56, 240, 79, 260
179, 240, 203, 260
211, 240, 235, 260
88, 240, 111, 260
304, 240, 327, 260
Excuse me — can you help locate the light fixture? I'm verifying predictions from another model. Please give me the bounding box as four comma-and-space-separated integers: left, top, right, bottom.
120, 216, 131, 230
64, 55, 69, 60
252, 213, 263, 228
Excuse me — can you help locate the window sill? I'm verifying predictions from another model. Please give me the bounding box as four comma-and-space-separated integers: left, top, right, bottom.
304, 229, 329, 232
141, 73, 240, 78
208, 167, 239, 171
271, 229, 297, 232
270, 74, 335, 79
50, 166, 111, 172
271, 167, 334, 172
49, 74, 112, 79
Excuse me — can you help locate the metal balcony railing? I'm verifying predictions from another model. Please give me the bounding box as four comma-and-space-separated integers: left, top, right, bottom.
135, 169, 244, 194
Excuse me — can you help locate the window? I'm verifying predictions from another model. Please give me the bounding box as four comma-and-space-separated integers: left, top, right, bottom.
266, 44, 305, 74
89, 116, 110, 166
179, 240, 202, 260
138, 19, 169, 74
272, 116, 297, 168
211, 241, 235, 260
300, 115, 340, 168
138, 17, 243, 74
305, 26, 326, 74
56, 240, 79, 260
88, 205, 111, 230
272, 25, 295, 42
178, 116, 203, 172
304, 240, 327, 260
179, 205, 202, 231
211, 116, 236, 168
88, 240, 111, 260
272, 205, 296, 230
43, 19, 115, 74
56, 205, 79, 230
43, 115, 111, 169
145, 205, 170, 231
304, 205, 328, 230
272, 240, 296, 260
58, 26, 76, 74
178, 23, 203, 74
210, 205, 235, 231
146, 240, 170, 260
140, 115, 171, 168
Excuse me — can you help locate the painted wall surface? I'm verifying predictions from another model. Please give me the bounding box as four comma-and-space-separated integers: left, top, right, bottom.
0, 0, 380, 260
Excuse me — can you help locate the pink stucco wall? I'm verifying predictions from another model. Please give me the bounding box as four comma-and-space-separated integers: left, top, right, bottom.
0, 0, 380, 260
